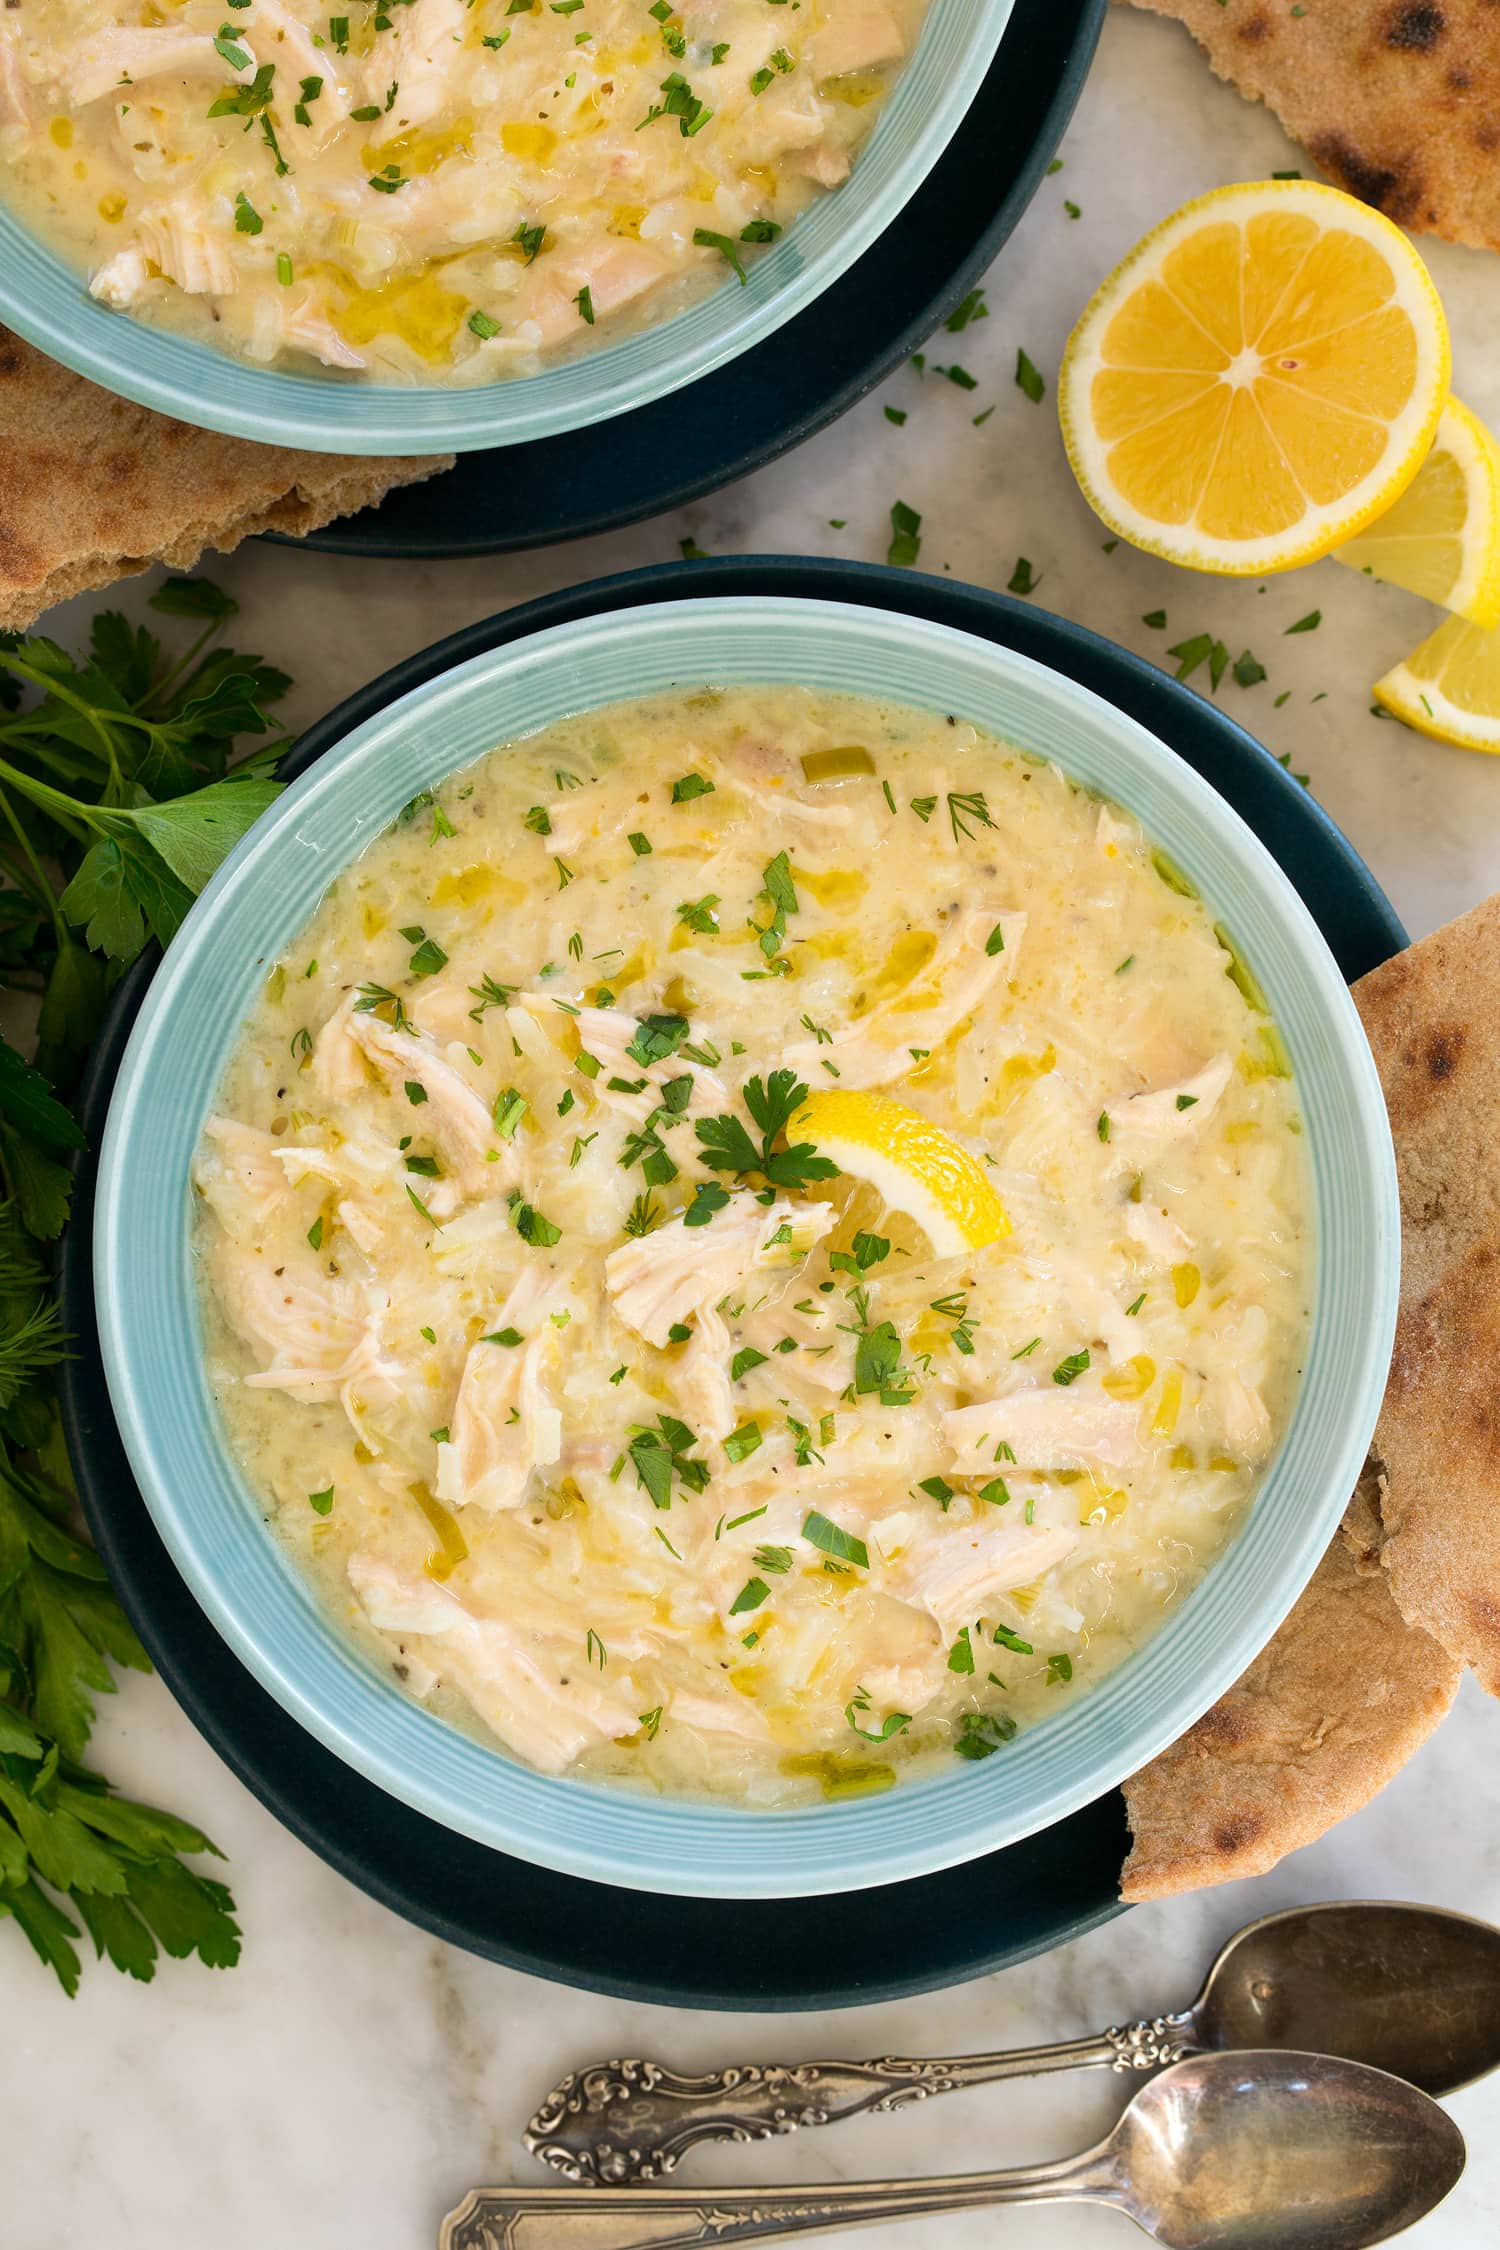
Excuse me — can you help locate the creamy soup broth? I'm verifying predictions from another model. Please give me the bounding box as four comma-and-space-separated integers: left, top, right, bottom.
193, 689, 1311, 1805
0, 0, 930, 380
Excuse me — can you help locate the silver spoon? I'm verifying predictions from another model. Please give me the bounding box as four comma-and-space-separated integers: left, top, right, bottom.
526, 1900, 1500, 2184
447, 2049, 1464, 2250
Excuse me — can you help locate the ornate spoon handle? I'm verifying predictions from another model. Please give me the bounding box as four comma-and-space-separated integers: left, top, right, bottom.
524, 2017, 1195, 2183
442, 2150, 1111, 2249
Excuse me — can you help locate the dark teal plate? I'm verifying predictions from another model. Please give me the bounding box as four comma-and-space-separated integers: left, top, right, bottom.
59, 560, 1403, 2009
282, 0, 1107, 558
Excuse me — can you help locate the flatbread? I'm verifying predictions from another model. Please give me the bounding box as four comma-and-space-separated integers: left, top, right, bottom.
0, 328, 452, 630
1121, 1516, 1461, 1900
1127, 0, 1500, 252
1354, 894, 1500, 1693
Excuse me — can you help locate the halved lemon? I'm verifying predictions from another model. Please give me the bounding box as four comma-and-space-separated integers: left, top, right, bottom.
1335, 396, 1500, 628
1373, 614, 1500, 752
1059, 179, 1450, 576
793, 1090, 1009, 1257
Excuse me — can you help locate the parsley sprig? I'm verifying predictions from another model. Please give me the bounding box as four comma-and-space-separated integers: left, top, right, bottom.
694, 1071, 837, 1192
0, 582, 280, 1989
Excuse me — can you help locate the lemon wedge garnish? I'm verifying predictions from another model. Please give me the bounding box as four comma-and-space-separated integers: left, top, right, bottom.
793, 1090, 1009, 1257
1335, 396, 1500, 629
1058, 179, 1450, 576
1373, 613, 1500, 753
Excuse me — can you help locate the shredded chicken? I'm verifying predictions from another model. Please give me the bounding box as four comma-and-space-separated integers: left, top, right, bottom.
944, 1389, 1141, 1473
895, 1521, 1079, 1632
783, 908, 1025, 1084
349, 1555, 642, 1773
605, 1191, 833, 1349
435, 1274, 565, 1512
1112, 1056, 1234, 1143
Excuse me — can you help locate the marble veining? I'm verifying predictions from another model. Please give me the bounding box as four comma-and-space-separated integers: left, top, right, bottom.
5, 11, 1498, 2245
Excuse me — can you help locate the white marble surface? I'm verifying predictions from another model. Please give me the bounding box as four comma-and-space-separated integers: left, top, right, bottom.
7, 9, 1500, 2245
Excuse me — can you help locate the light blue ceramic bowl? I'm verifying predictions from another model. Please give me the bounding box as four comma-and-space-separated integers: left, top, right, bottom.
0, 0, 1013, 454
95, 597, 1399, 1898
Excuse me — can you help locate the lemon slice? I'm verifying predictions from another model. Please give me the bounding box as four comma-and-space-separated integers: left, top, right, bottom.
793, 1089, 1009, 1257
1373, 614, 1500, 752
1335, 396, 1500, 629
1058, 179, 1450, 576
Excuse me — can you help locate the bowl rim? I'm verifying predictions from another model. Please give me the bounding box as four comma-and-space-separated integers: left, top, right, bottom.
0, 0, 1014, 454
94, 594, 1400, 1896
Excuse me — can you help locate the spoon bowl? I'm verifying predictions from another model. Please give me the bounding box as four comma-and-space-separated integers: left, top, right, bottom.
1196, 1901, 1500, 2094
447, 2050, 1466, 2250
1114, 2051, 1467, 2250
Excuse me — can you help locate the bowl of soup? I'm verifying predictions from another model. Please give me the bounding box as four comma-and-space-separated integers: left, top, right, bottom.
94, 595, 1398, 1896
0, 0, 1013, 451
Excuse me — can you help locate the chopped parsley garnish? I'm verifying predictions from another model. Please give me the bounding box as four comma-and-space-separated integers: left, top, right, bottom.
723, 1421, 762, 1463
306, 1216, 324, 1251
233, 191, 263, 236
670, 770, 715, 803
676, 893, 720, 933
308, 1486, 334, 1516
946, 286, 988, 331
1047, 1653, 1074, 1684
354, 982, 412, 1033
1285, 610, 1321, 634
917, 1474, 955, 1509
514, 221, 546, 262
575, 284, 595, 325
1233, 649, 1267, 687
1097, 1110, 1110, 1141
640, 70, 712, 135
402, 930, 447, 978
1014, 349, 1045, 402
695, 1069, 836, 1192
493, 1087, 528, 1138
978, 1475, 1011, 1507
467, 972, 514, 1020
948, 1628, 976, 1675
741, 217, 781, 243
752, 849, 797, 965
730, 1576, 770, 1614
1052, 1348, 1090, 1386
1007, 558, 1038, 596
1125, 1292, 1146, 1316
510, 1197, 561, 1248
482, 1327, 524, 1347
1175, 1092, 1199, 1111
754, 1544, 792, 1573
693, 228, 747, 282
887, 499, 921, 568
993, 1624, 1033, 1654
625, 1012, 687, 1065
730, 1346, 768, 1379
637, 1705, 663, 1740
628, 1413, 711, 1507
523, 804, 552, 835
828, 1229, 889, 1277
845, 1686, 910, 1743
802, 1510, 867, 1568
954, 1710, 1017, 1760
628, 831, 653, 856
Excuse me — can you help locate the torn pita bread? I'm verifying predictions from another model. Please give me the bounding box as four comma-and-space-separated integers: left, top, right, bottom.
1127, 0, 1500, 252
0, 328, 452, 631
1121, 1514, 1461, 1900
1354, 893, 1500, 1694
